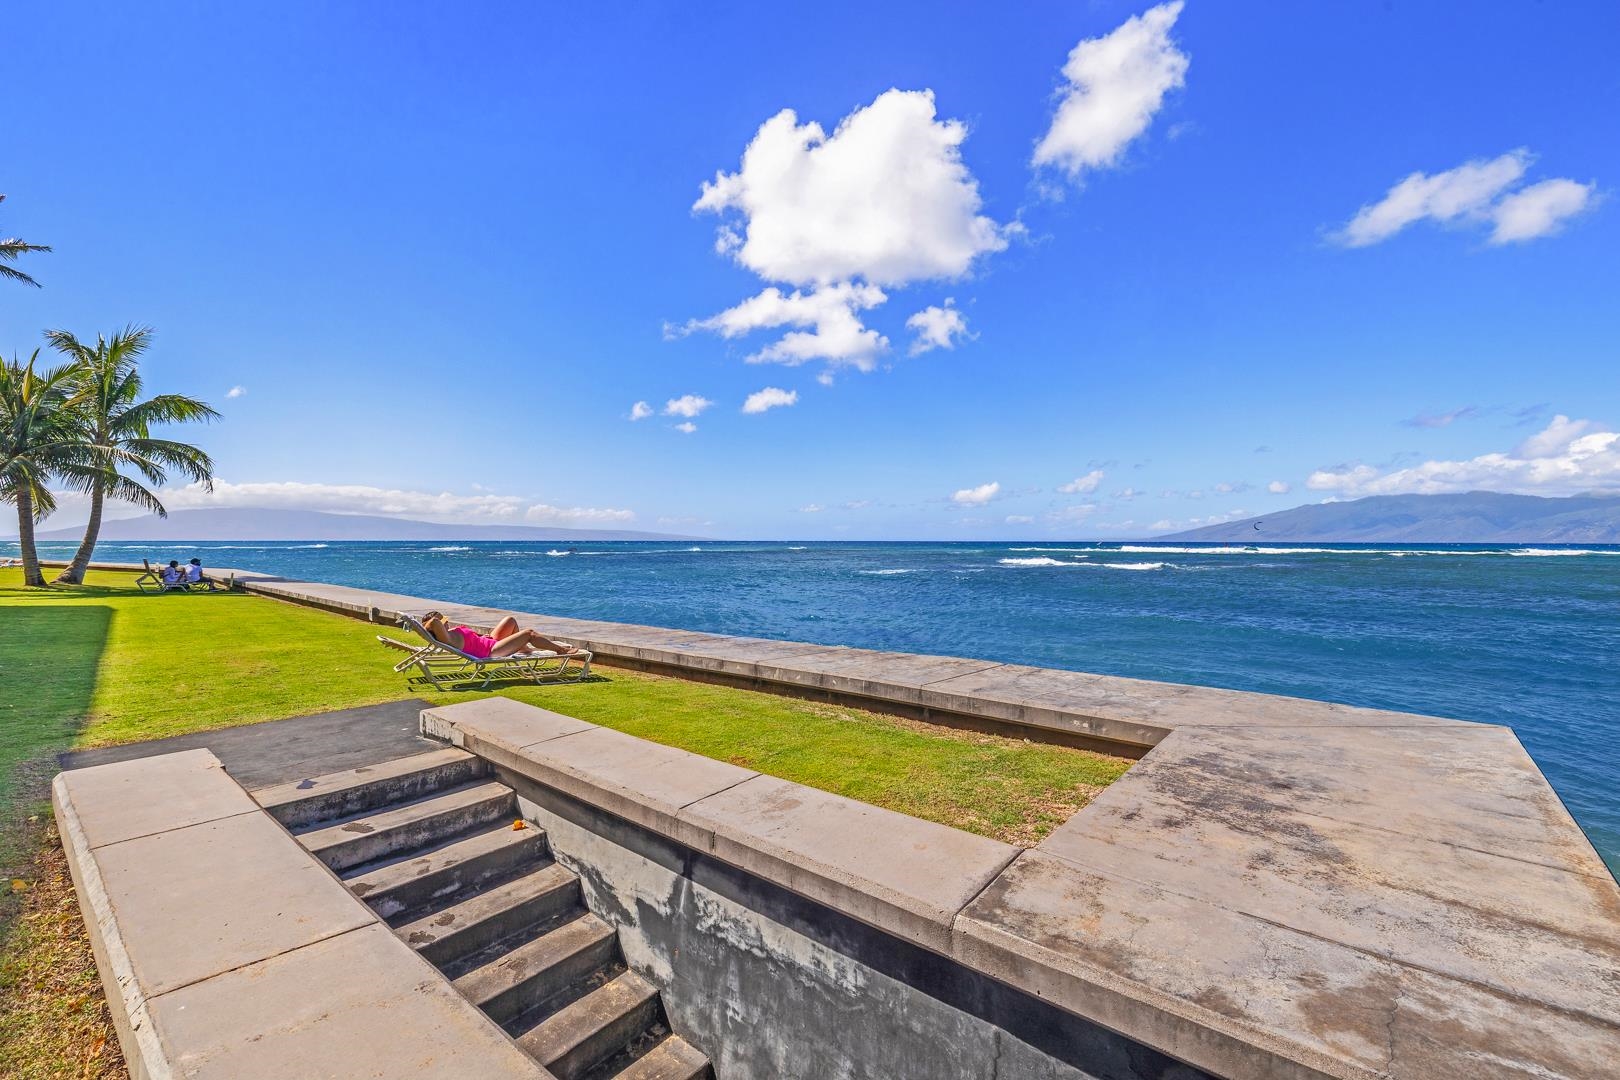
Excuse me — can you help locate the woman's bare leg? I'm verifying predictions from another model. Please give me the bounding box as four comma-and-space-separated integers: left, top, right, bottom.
490, 629, 572, 658
491, 615, 519, 639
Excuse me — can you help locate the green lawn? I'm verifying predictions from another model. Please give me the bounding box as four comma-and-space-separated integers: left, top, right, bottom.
0, 567, 1129, 861
1, 565, 1130, 1078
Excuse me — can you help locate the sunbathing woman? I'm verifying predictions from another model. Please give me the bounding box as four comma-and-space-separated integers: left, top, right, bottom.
418, 611, 576, 660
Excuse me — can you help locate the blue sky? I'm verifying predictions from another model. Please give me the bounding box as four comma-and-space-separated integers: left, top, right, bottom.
6, 1, 1617, 539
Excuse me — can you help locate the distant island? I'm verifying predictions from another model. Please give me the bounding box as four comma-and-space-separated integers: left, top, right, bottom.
24, 508, 705, 543
1160, 492, 1620, 543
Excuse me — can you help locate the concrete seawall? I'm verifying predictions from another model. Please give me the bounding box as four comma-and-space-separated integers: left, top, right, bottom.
49, 561, 1620, 1077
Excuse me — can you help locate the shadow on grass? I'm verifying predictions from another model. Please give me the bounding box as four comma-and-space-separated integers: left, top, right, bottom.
434, 672, 613, 693
0, 605, 110, 940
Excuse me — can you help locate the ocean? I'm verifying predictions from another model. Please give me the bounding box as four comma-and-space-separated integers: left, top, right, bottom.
29, 538, 1620, 874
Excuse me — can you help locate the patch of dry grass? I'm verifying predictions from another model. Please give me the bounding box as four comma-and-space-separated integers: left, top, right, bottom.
0, 825, 126, 1080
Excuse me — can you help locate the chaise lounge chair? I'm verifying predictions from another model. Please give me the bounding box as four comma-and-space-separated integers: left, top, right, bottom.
135, 559, 190, 593
377, 613, 592, 690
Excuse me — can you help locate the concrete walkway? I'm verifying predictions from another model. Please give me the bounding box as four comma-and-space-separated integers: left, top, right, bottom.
60, 699, 440, 789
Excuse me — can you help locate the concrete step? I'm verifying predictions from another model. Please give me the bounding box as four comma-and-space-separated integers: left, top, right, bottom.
300, 780, 517, 872
583, 1029, 709, 1080
453, 912, 618, 1027
395, 861, 583, 969
255, 747, 487, 829
345, 820, 548, 920
517, 970, 661, 1080
606, 1035, 712, 1080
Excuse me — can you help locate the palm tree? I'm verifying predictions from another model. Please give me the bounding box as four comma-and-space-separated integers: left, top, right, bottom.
45, 327, 219, 585
0, 352, 97, 586
0, 195, 51, 287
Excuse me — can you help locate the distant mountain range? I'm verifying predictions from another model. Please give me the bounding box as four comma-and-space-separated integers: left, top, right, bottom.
1160, 492, 1620, 543
25, 508, 703, 543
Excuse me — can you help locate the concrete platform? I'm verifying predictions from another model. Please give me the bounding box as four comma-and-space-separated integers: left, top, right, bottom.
53, 746, 554, 1079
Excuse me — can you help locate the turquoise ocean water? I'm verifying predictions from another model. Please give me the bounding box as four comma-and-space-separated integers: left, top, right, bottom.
26, 538, 1619, 874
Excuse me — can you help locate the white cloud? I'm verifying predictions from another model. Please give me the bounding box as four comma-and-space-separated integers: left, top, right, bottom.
799, 504, 824, 513
696, 89, 1008, 287
225, 386, 246, 399
685, 283, 889, 370
1267, 480, 1291, 495
1403, 405, 1478, 429
742, 386, 798, 414
1338, 150, 1527, 246
1490, 178, 1597, 244
629, 400, 654, 421
1032, 2, 1189, 183
1058, 470, 1105, 494
663, 394, 713, 419
687, 88, 1009, 377
1306, 415, 1620, 496
119, 479, 635, 525
1005, 514, 1035, 525
674, 421, 698, 434
952, 481, 1000, 506
1113, 487, 1143, 499
1335, 150, 1598, 247
906, 299, 971, 355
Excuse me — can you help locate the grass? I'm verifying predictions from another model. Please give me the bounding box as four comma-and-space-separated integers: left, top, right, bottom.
0, 566, 1131, 1076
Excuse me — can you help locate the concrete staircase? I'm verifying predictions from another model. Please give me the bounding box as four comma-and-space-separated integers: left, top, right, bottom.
258, 747, 712, 1080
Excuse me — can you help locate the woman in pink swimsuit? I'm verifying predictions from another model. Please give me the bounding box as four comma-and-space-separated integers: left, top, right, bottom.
418, 611, 575, 659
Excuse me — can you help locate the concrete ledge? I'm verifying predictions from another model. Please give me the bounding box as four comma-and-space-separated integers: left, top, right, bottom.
233, 574, 1477, 754
677, 774, 1019, 955
54, 748, 554, 1080
422, 699, 1017, 955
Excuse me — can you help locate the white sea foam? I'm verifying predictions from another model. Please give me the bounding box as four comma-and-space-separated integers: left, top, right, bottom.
1507, 548, 1618, 557
1116, 545, 1506, 557
788, 546, 808, 550
1007, 547, 1096, 553
859, 568, 919, 575
428, 546, 470, 552
178, 545, 269, 551
1101, 561, 1165, 571
545, 549, 571, 557
291, 543, 330, 549
999, 557, 1086, 567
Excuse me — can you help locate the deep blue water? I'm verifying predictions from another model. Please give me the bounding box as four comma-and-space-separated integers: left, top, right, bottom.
24, 538, 1620, 874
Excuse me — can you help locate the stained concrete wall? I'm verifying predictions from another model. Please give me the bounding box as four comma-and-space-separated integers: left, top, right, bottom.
500, 768, 1209, 1080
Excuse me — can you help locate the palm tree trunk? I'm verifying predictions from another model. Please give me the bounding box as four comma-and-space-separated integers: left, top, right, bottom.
16, 487, 45, 587
55, 482, 103, 584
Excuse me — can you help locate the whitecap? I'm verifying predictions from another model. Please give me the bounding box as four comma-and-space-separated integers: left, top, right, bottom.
999, 557, 1086, 567
859, 568, 919, 575
291, 543, 330, 549
1007, 547, 1096, 553
428, 546, 471, 552
1101, 561, 1164, 571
